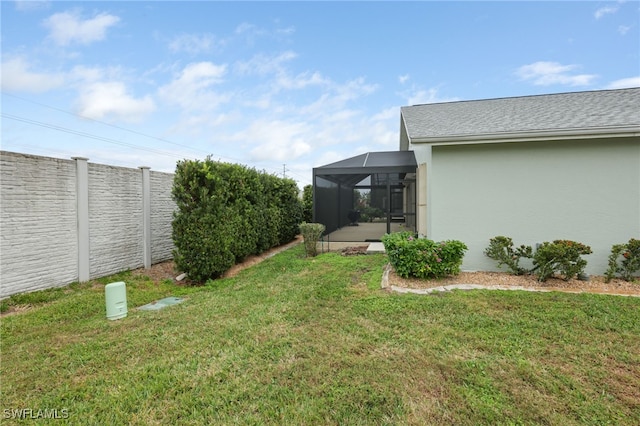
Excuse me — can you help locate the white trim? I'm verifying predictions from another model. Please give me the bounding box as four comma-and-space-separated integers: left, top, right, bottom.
362, 152, 370, 167
408, 127, 640, 145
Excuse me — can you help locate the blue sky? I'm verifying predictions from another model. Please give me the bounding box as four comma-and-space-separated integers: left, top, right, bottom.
2, 1, 639, 187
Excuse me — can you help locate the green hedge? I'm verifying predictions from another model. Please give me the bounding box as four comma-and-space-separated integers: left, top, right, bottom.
172, 158, 302, 282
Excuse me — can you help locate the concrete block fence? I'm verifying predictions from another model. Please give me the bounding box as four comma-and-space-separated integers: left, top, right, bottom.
0, 151, 176, 298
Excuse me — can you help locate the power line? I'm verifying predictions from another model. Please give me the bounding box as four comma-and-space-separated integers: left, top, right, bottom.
2, 113, 193, 160
1, 92, 256, 166
2, 92, 313, 184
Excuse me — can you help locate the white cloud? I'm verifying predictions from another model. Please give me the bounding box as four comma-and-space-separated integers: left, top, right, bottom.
402, 87, 458, 105
0, 56, 64, 92
235, 52, 330, 101
234, 22, 267, 46
618, 25, 631, 35
43, 10, 120, 46
244, 120, 312, 162
235, 51, 298, 77
605, 76, 640, 89
76, 81, 155, 122
336, 77, 378, 102
276, 71, 328, 91
234, 21, 294, 46
69, 65, 107, 82
398, 74, 410, 84
299, 77, 378, 118
594, 5, 619, 19
158, 62, 229, 110
372, 106, 398, 121
15, 0, 50, 11
168, 33, 223, 55
516, 61, 597, 86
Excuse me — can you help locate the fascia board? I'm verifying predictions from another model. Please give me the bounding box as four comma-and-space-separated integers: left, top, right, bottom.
399, 113, 410, 151
408, 126, 640, 145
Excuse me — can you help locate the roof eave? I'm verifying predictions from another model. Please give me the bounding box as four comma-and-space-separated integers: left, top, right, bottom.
408, 126, 640, 145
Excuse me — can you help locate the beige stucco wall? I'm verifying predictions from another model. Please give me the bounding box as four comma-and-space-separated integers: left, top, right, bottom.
419, 137, 639, 276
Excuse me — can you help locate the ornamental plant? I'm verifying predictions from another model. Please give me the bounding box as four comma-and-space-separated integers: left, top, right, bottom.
484, 236, 533, 275
532, 240, 592, 282
605, 238, 640, 282
299, 222, 325, 257
382, 232, 468, 279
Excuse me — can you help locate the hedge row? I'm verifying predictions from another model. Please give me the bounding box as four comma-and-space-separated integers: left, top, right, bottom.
172, 158, 302, 282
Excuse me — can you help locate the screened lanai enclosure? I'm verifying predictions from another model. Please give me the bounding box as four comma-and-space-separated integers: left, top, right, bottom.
312, 151, 418, 242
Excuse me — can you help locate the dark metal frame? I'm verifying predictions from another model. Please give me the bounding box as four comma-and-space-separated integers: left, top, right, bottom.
312, 151, 418, 239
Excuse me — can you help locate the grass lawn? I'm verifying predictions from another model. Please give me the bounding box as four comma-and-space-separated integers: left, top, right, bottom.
1, 245, 639, 425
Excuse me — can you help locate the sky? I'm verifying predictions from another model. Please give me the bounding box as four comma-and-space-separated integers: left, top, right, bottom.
2, 1, 639, 187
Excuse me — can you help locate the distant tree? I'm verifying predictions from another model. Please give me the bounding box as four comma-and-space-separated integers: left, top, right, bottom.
302, 184, 313, 222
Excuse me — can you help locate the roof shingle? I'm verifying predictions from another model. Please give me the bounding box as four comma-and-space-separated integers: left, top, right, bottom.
401, 88, 640, 141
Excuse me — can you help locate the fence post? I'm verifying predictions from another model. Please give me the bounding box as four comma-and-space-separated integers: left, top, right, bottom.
73, 157, 90, 282
140, 166, 151, 269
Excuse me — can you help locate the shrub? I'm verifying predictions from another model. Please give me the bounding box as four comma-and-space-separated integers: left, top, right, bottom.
172, 157, 303, 282
605, 238, 640, 282
382, 232, 468, 279
360, 206, 384, 223
484, 236, 533, 275
300, 222, 325, 257
532, 240, 592, 282
302, 184, 313, 223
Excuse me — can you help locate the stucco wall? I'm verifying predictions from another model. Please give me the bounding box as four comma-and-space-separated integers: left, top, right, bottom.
425, 138, 640, 276
0, 151, 176, 298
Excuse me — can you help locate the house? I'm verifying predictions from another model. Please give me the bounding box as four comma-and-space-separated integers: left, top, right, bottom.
314, 87, 639, 276
400, 87, 639, 275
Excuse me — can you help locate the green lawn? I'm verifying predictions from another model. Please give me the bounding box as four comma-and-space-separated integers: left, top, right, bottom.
1, 245, 639, 425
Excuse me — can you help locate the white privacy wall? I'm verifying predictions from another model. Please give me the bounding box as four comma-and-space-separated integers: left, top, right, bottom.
150, 172, 176, 263
0, 153, 79, 297
88, 163, 145, 279
0, 151, 176, 298
427, 138, 640, 276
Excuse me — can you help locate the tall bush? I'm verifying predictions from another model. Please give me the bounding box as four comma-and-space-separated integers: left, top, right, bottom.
172, 157, 302, 282
302, 184, 313, 223
382, 232, 468, 279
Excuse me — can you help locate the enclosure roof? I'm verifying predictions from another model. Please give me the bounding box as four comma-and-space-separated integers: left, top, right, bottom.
314, 151, 417, 176
313, 151, 417, 187
314, 151, 418, 175
401, 87, 640, 144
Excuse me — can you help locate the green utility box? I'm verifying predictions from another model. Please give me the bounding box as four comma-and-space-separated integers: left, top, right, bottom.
105, 281, 127, 320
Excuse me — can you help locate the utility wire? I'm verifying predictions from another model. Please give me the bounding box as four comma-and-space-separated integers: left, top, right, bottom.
2, 92, 312, 184
2, 113, 193, 160
2, 92, 244, 162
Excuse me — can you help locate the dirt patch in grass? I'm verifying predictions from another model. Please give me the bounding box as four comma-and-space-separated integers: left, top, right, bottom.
132, 235, 304, 283
340, 246, 370, 256
387, 268, 640, 296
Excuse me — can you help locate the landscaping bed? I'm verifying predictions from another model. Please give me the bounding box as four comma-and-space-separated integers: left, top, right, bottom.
387, 268, 640, 296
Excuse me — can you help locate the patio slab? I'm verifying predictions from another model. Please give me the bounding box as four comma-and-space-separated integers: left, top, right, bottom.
366, 242, 386, 254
